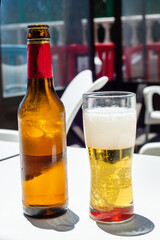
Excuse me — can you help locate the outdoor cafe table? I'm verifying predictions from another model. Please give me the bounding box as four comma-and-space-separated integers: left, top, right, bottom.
0, 142, 160, 239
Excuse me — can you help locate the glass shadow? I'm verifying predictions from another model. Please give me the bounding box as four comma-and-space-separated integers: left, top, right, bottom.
24, 208, 79, 232
97, 214, 154, 236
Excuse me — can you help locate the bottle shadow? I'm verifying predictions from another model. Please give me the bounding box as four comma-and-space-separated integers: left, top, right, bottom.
24, 208, 79, 232
97, 214, 154, 237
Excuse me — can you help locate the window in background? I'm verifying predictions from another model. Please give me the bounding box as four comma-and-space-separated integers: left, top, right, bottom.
122, 0, 160, 83
93, 0, 160, 83
0, 0, 92, 130
1, 0, 91, 98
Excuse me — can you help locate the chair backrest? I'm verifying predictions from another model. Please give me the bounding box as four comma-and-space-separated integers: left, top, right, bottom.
0, 129, 19, 142
1, 44, 27, 65
139, 142, 160, 156
143, 86, 160, 122
95, 43, 115, 80
124, 44, 160, 81
61, 69, 108, 133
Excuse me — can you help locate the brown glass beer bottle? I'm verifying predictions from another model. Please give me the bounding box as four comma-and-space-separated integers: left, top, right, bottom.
18, 25, 68, 218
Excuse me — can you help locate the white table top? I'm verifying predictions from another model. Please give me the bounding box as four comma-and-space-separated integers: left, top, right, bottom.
0, 143, 160, 239
0, 140, 19, 160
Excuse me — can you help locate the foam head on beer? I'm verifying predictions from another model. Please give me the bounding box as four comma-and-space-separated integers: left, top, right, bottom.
83, 107, 136, 150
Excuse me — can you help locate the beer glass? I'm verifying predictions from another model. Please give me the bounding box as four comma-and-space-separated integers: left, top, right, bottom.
82, 92, 136, 223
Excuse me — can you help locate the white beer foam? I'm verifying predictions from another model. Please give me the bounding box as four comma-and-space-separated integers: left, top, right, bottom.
83, 107, 136, 149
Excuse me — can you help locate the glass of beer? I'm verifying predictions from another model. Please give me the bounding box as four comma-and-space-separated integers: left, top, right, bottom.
82, 91, 136, 223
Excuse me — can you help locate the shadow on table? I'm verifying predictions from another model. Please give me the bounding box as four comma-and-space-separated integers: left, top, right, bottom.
97, 214, 154, 236
25, 208, 79, 232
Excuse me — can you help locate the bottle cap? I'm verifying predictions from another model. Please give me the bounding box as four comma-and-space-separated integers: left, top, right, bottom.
27, 24, 50, 40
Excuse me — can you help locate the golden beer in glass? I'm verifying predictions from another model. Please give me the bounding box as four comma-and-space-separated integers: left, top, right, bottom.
83, 92, 136, 223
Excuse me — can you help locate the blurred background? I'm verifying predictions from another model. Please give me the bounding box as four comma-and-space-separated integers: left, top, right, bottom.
1, 0, 160, 151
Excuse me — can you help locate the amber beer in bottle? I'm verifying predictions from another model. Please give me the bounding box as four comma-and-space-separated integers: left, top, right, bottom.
18, 25, 68, 218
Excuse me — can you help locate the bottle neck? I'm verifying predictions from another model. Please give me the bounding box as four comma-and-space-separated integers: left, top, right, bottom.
27, 40, 53, 79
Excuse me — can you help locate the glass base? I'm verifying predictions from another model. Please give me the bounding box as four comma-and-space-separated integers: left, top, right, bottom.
90, 206, 134, 224
23, 203, 68, 218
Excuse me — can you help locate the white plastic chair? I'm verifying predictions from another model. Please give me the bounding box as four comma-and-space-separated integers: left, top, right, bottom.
0, 70, 108, 145
139, 142, 160, 156
143, 86, 160, 142
61, 69, 108, 134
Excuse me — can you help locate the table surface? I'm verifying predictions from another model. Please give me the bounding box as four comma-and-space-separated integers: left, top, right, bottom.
0, 142, 160, 239
0, 140, 19, 160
